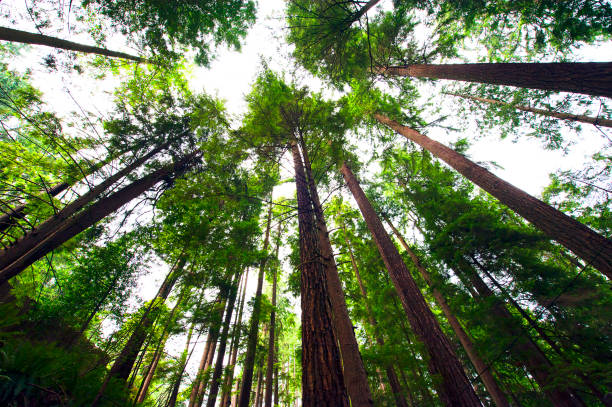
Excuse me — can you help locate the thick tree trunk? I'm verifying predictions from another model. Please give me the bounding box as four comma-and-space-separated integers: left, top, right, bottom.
292, 142, 349, 406
264, 222, 282, 407
298, 138, 373, 406
386, 220, 510, 407
206, 271, 241, 407
374, 113, 612, 278
341, 162, 482, 407
237, 202, 273, 407
339, 221, 409, 407
378, 63, 612, 98
459, 260, 582, 407
0, 146, 180, 284
446, 92, 612, 128
351, 0, 381, 22
91, 257, 185, 407
0, 26, 147, 62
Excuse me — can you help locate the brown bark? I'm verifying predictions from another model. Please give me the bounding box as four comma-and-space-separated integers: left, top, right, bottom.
298, 138, 373, 406
386, 220, 510, 407
459, 260, 582, 407
379, 63, 612, 98
0, 26, 147, 63
254, 364, 264, 407
206, 271, 242, 407
374, 113, 612, 279
264, 222, 282, 407
168, 322, 196, 407
446, 92, 612, 128
237, 202, 273, 407
339, 220, 409, 407
341, 162, 482, 407
91, 257, 185, 407
0, 145, 177, 283
293, 142, 349, 406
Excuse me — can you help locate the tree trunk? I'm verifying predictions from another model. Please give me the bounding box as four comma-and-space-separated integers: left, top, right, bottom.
386, 220, 510, 407
292, 142, 349, 406
254, 364, 264, 407
264, 222, 282, 407
0, 148, 186, 285
168, 321, 196, 407
374, 113, 612, 278
237, 202, 274, 407
378, 63, 612, 98
459, 259, 582, 407
339, 220, 409, 407
340, 162, 482, 407
0, 26, 147, 63
221, 270, 249, 407
91, 257, 186, 407
446, 92, 612, 128
297, 138, 373, 406
206, 271, 242, 407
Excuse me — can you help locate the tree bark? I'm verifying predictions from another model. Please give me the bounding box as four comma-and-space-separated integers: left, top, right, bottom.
378, 63, 612, 98
446, 92, 612, 128
264, 222, 282, 407
386, 220, 510, 407
91, 257, 186, 407
254, 364, 264, 407
339, 220, 409, 407
206, 271, 242, 407
374, 113, 612, 278
0, 143, 172, 279
292, 142, 349, 406
297, 138, 373, 406
168, 321, 196, 407
341, 162, 482, 407
237, 202, 273, 407
0, 26, 147, 63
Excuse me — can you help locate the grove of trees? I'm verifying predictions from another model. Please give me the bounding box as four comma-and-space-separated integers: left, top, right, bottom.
0, 0, 610, 406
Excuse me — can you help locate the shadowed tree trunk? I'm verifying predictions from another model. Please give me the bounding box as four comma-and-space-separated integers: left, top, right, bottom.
264, 222, 282, 407
386, 219, 510, 407
0, 150, 194, 286
254, 363, 264, 407
292, 142, 349, 406
341, 162, 482, 407
339, 220, 410, 407
297, 138, 373, 406
378, 63, 612, 98
445, 92, 612, 128
167, 321, 196, 407
206, 271, 242, 407
0, 26, 147, 62
91, 256, 186, 407
237, 202, 273, 407
374, 113, 612, 278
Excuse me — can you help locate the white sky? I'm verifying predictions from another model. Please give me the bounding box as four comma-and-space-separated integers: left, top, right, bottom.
1, 0, 611, 403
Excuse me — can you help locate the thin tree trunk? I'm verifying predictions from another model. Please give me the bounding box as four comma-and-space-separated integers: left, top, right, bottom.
264, 222, 282, 407
378, 63, 612, 98
0, 26, 147, 62
339, 220, 409, 407
207, 271, 242, 407
292, 142, 349, 406
221, 270, 249, 407
445, 92, 612, 128
341, 162, 482, 407
254, 364, 264, 407
386, 220, 510, 407
297, 138, 373, 406
374, 113, 612, 278
167, 321, 196, 407
237, 202, 273, 407
274, 341, 279, 407
91, 257, 186, 407
0, 150, 189, 285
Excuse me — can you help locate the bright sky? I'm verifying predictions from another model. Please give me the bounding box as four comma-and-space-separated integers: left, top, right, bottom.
1, 0, 610, 402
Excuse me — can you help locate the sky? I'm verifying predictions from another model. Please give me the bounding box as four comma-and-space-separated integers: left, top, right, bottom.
1, 0, 611, 402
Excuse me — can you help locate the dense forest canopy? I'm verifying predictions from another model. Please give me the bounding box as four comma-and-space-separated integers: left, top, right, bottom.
0, 0, 610, 406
